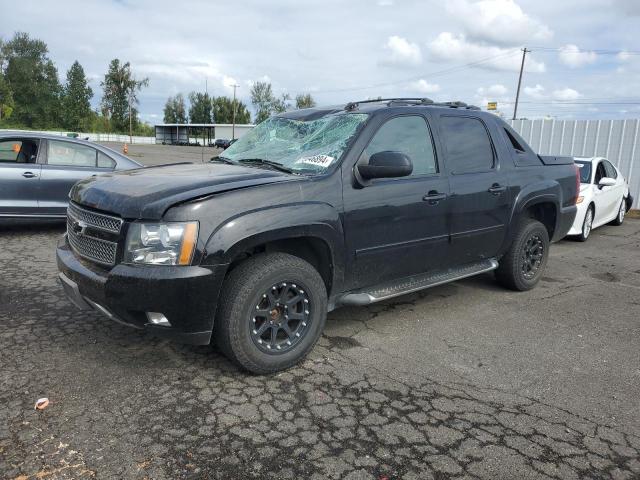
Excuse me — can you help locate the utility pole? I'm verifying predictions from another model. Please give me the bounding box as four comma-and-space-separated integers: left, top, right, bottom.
513, 48, 528, 121
230, 83, 239, 140
128, 88, 133, 143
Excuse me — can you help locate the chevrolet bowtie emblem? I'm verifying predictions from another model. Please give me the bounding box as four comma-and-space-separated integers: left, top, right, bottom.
71, 219, 88, 236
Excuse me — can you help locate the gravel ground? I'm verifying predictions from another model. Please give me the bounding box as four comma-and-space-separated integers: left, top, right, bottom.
1, 216, 639, 478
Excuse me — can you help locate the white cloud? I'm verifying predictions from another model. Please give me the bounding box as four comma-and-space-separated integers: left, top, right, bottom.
617, 51, 631, 62
427, 32, 545, 72
377, 0, 394, 5
524, 84, 546, 99
552, 88, 582, 101
382, 35, 422, 66
409, 79, 441, 94
446, 0, 553, 45
477, 84, 508, 97
558, 44, 597, 68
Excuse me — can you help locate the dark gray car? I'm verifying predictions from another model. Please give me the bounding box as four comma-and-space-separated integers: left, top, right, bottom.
0, 132, 142, 218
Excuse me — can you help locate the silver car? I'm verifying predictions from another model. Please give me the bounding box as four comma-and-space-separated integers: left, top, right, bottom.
0, 132, 142, 218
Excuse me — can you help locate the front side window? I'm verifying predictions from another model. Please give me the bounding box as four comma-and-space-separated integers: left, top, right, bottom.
47, 140, 97, 167
222, 113, 369, 174
594, 162, 607, 184
441, 116, 494, 174
360, 115, 437, 176
0, 139, 38, 163
603, 160, 617, 179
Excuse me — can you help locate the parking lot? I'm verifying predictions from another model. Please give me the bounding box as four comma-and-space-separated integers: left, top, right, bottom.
1, 145, 640, 479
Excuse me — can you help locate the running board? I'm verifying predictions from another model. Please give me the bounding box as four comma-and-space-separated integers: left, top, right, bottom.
338, 259, 499, 306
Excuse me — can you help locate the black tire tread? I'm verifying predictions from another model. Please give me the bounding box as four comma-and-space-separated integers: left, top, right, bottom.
214, 253, 327, 374
495, 218, 549, 291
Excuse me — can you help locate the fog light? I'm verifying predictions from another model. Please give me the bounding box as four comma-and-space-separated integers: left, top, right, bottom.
146, 312, 171, 327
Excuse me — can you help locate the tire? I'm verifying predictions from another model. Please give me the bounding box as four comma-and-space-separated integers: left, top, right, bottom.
214, 253, 327, 374
610, 198, 626, 226
576, 205, 594, 242
495, 218, 550, 291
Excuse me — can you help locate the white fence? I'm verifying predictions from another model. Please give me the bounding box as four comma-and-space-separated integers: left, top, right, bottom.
509, 119, 640, 208
0, 129, 156, 144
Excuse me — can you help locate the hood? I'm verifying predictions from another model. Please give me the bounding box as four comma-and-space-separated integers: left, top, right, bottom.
70, 162, 298, 219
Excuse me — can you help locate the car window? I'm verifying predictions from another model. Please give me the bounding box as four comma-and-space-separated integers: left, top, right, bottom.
503, 127, 525, 153
441, 116, 495, 174
575, 161, 591, 183
47, 140, 97, 167
0, 139, 39, 163
594, 162, 607, 184
361, 115, 437, 176
603, 160, 617, 179
97, 151, 116, 169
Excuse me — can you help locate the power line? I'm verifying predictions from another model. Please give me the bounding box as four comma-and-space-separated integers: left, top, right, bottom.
529, 46, 640, 55
313, 50, 521, 94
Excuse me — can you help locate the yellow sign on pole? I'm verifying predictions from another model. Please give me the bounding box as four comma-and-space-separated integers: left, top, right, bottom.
487, 101, 497, 111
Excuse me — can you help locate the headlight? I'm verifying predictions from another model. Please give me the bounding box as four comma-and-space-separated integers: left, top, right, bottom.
576, 196, 584, 204
125, 222, 198, 265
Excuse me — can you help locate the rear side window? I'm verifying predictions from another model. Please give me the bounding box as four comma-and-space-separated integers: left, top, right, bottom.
440, 116, 494, 174
48, 140, 97, 167
97, 152, 116, 169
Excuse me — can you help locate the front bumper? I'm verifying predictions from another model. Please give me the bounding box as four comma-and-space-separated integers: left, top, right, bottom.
553, 204, 578, 241
56, 235, 227, 345
566, 201, 588, 236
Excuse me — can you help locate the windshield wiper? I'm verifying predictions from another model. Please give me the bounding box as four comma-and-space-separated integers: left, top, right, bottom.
238, 158, 296, 174
210, 155, 236, 164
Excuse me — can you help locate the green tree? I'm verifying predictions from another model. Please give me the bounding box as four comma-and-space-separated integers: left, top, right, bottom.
2, 32, 61, 128
212, 95, 250, 124
250, 81, 274, 123
188, 91, 212, 123
295, 93, 316, 109
250, 81, 291, 123
100, 59, 149, 133
163, 93, 187, 123
61, 60, 93, 131
0, 73, 14, 121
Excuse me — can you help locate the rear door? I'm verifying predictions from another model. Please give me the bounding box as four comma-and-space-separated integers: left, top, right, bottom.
38, 139, 115, 215
0, 137, 42, 216
437, 114, 511, 263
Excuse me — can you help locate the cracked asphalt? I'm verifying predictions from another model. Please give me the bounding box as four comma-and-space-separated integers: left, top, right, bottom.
1, 219, 639, 479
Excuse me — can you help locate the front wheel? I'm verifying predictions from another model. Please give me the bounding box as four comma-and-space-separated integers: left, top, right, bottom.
214, 253, 327, 374
495, 218, 549, 291
576, 205, 594, 242
610, 198, 626, 226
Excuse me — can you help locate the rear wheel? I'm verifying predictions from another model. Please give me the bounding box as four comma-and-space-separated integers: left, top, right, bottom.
577, 205, 594, 242
610, 198, 625, 226
495, 218, 549, 291
214, 253, 327, 374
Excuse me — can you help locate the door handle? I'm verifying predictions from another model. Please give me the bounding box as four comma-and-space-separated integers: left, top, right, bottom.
22, 171, 38, 178
488, 183, 506, 195
423, 190, 447, 205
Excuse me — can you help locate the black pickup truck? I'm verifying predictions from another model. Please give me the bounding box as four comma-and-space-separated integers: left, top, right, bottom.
57, 98, 578, 373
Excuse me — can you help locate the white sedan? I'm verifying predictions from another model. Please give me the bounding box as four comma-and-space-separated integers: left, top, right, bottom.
567, 157, 632, 241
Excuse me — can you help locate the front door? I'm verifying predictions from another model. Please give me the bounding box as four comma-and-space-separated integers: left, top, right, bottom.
0, 138, 42, 216
437, 114, 510, 263
343, 114, 450, 290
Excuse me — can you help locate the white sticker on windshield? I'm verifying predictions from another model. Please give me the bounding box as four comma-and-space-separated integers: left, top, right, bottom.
295, 154, 335, 168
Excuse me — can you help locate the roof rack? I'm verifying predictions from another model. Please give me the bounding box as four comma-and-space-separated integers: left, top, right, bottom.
344, 98, 480, 111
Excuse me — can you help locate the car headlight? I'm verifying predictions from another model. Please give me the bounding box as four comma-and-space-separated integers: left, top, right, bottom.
125, 222, 198, 265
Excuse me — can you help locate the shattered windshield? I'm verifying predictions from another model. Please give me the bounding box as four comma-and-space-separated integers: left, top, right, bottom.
220, 113, 369, 174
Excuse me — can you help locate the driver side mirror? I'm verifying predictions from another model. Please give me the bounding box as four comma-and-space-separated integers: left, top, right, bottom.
357, 151, 413, 180
598, 177, 616, 188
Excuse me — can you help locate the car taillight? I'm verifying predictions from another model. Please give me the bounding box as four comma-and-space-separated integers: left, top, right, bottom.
573, 163, 580, 205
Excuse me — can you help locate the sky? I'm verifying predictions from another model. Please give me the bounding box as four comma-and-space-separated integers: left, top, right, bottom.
2, 0, 639, 122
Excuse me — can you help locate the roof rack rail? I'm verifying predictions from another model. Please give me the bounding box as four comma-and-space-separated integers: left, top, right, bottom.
344, 98, 480, 111
345, 97, 434, 111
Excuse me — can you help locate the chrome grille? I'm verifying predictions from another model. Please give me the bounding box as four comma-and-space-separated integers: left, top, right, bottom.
68, 202, 123, 234
67, 203, 121, 266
